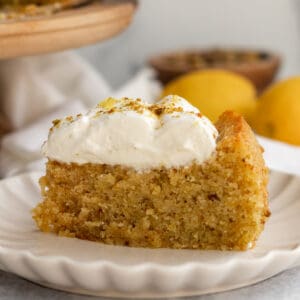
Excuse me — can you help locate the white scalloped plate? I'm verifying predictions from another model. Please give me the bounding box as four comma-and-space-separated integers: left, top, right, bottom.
0, 171, 300, 298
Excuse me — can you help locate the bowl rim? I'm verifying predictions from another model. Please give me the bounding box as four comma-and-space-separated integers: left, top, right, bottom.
149, 48, 281, 73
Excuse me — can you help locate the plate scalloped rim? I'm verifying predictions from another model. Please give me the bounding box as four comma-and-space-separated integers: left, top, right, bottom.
0, 171, 299, 298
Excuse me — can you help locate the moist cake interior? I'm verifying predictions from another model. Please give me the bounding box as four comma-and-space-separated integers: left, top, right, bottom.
33, 111, 269, 250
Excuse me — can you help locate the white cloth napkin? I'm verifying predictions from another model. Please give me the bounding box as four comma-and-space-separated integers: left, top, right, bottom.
0, 52, 112, 129
0, 51, 299, 178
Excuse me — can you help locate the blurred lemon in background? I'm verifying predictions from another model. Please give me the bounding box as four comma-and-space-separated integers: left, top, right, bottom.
251, 77, 300, 146
161, 70, 257, 122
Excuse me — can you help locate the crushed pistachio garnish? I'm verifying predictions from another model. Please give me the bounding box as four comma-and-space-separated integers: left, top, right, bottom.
50, 96, 205, 132
65, 116, 73, 122
97, 97, 117, 110
94, 96, 204, 118
52, 119, 60, 126
50, 119, 61, 133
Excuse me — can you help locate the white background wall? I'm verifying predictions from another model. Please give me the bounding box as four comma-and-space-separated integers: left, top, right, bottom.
78, 0, 300, 88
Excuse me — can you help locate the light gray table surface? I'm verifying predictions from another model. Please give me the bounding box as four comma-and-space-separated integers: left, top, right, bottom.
1, 266, 300, 300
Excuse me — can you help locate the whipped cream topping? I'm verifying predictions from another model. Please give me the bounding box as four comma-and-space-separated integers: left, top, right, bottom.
43, 95, 218, 170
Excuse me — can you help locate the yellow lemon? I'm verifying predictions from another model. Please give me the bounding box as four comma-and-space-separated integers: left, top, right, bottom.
251, 77, 300, 145
161, 70, 256, 122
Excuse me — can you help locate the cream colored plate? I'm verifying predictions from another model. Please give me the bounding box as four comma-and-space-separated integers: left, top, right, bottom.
0, 0, 137, 59
0, 171, 299, 298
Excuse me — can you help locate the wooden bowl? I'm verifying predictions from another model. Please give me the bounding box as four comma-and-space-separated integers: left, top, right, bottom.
149, 49, 281, 92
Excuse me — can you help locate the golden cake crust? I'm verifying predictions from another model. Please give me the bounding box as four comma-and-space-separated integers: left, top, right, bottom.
33, 111, 270, 250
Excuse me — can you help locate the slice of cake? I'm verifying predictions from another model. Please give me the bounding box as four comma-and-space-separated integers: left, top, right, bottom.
33, 95, 270, 250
